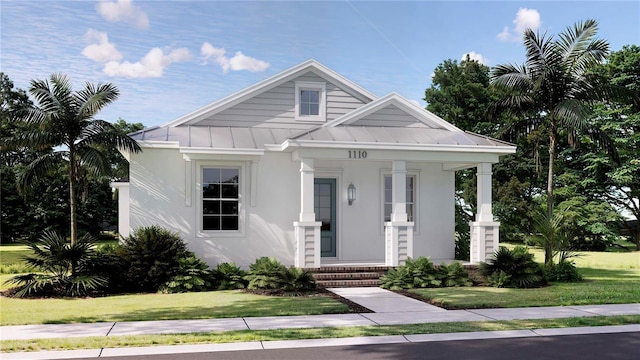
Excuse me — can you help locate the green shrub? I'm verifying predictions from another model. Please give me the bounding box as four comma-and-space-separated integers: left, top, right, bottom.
479, 246, 545, 288
380, 257, 442, 290
244, 257, 316, 292
213, 262, 247, 290
245, 257, 287, 290
5, 231, 107, 297
278, 267, 317, 293
545, 260, 583, 283
438, 262, 472, 287
117, 226, 189, 293
487, 270, 511, 288
161, 255, 215, 293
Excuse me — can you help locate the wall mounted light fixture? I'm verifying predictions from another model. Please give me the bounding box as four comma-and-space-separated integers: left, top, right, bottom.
347, 183, 356, 205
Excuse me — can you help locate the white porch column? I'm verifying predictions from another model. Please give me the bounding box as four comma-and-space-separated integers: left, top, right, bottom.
294, 158, 321, 268
111, 182, 130, 239
470, 163, 500, 263
385, 160, 414, 266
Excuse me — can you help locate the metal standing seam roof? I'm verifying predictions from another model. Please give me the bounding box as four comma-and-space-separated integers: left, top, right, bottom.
129, 125, 514, 149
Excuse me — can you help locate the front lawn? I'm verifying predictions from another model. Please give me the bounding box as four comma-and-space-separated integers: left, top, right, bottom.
410, 254, 640, 309
0, 290, 351, 326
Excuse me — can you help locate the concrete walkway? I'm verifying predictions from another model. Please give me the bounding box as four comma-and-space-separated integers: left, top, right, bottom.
1, 288, 639, 359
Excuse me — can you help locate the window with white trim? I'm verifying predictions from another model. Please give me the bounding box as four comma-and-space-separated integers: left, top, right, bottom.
383, 175, 415, 222
202, 167, 239, 231
295, 81, 326, 121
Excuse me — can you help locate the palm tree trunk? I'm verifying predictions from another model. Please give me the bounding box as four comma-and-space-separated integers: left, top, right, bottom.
545, 120, 557, 264
69, 148, 77, 246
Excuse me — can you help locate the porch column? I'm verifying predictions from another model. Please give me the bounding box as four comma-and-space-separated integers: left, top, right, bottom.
470, 163, 500, 263
111, 182, 130, 239
385, 161, 414, 266
294, 158, 321, 268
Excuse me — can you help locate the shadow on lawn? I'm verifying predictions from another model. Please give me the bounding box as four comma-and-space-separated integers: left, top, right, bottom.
44, 296, 352, 324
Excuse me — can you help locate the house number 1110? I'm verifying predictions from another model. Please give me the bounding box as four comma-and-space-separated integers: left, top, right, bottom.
348, 150, 367, 159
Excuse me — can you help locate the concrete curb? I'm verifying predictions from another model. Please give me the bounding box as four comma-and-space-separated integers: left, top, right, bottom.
3, 325, 639, 359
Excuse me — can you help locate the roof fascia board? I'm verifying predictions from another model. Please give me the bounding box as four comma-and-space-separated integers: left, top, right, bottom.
163, 59, 377, 127
324, 92, 462, 132
138, 141, 180, 149
179, 147, 265, 156
282, 139, 516, 154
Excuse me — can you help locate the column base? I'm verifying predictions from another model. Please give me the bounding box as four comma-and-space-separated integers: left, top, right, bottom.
384, 221, 414, 266
294, 221, 321, 268
469, 221, 500, 263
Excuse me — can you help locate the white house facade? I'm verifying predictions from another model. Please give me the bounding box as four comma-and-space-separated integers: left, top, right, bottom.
116, 60, 516, 268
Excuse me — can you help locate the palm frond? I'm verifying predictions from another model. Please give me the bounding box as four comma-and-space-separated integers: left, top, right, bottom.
82, 123, 142, 154
75, 82, 119, 119
496, 114, 544, 141
75, 145, 111, 177
557, 19, 608, 73
18, 152, 67, 192
554, 99, 591, 130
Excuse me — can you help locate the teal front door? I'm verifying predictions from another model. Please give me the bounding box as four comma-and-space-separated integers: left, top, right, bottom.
315, 178, 336, 257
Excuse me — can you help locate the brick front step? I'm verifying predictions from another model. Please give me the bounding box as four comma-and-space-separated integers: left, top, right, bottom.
309, 266, 391, 287
313, 272, 381, 281
309, 266, 392, 273
316, 279, 380, 288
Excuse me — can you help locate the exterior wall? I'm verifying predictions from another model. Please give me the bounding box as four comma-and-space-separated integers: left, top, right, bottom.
130, 148, 455, 267
196, 72, 366, 127
130, 148, 300, 268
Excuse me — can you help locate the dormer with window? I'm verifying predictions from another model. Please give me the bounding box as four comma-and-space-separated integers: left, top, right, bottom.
295, 81, 326, 122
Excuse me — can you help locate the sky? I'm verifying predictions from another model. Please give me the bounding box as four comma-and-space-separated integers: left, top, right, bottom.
1, 0, 639, 128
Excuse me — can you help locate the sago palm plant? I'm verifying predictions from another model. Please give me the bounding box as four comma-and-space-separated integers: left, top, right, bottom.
5, 231, 107, 297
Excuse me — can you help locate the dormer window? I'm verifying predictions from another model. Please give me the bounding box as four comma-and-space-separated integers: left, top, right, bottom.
295, 81, 326, 121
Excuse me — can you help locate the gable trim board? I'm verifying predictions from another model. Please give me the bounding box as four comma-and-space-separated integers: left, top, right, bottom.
123, 60, 516, 268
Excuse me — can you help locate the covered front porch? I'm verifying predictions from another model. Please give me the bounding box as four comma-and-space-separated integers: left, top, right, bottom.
289, 147, 503, 268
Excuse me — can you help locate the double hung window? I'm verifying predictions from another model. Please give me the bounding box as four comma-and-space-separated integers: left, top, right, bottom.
383, 175, 415, 222
202, 168, 239, 231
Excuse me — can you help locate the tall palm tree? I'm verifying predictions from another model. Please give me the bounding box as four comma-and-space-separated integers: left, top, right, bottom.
490, 20, 620, 263
16, 74, 141, 245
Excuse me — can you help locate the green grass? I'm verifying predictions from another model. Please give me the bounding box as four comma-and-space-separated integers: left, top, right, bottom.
2, 315, 639, 353
411, 266, 640, 309
0, 244, 31, 274
0, 291, 351, 326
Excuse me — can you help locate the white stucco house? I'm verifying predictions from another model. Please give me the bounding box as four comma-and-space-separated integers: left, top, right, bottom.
113, 60, 516, 269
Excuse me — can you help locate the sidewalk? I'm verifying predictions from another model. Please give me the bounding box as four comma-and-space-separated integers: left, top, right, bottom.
1, 288, 639, 359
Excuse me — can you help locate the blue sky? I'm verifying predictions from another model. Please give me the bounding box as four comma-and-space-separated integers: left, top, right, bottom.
1, 1, 639, 127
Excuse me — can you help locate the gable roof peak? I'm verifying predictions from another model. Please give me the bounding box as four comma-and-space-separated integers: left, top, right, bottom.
163, 59, 377, 127
324, 92, 462, 132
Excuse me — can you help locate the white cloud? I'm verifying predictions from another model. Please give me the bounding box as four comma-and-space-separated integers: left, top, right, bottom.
82, 29, 122, 63
201, 42, 269, 73
497, 8, 541, 42
461, 51, 488, 65
513, 8, 541, 33
103, 47, 191, 78
97, 0, 149, 29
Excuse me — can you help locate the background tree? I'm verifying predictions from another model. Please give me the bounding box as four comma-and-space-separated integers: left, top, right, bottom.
579, 45, 640, 249
491, 20, 622, 263
424, 57, 541, 246
13, 74, 141, 245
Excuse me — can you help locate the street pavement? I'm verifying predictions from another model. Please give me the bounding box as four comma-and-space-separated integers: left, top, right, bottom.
1, 287, 639, 359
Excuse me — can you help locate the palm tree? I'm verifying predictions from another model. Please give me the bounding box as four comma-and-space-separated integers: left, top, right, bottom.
15, 74, 141, 245
490, 20, 620, 263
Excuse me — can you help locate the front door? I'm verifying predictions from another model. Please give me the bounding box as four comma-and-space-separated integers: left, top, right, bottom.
315, 178, 336, 258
